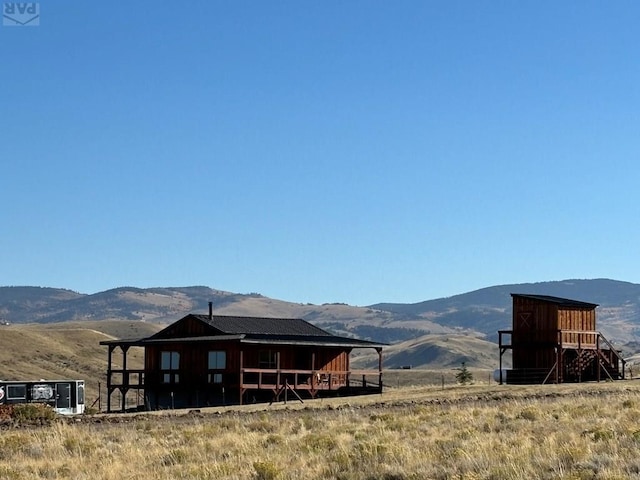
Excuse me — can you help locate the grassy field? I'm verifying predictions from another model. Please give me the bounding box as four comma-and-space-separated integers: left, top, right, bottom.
2, 380, 640, 479
3, 322, 640, 479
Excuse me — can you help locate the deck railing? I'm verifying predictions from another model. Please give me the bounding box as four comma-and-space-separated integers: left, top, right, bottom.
240, 368, 382, 391
557, 329, 599, 349
106, 369, 145, 388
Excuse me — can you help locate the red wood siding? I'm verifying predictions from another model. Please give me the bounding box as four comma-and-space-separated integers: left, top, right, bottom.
145, 342, 352, 389
511, 296, 597, 371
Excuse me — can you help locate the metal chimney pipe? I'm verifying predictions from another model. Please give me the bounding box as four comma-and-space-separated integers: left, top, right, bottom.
208, 301, 213, 320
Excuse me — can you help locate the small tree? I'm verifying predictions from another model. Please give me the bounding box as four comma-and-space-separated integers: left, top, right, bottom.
455, 362, 473, 385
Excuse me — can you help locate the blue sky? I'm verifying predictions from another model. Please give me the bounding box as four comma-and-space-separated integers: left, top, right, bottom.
2, 1, 639, 305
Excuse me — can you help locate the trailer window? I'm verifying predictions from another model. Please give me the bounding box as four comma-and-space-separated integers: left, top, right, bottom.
7, 384, 26, 400
31, 384, 54, 401
77, 383, 85, 405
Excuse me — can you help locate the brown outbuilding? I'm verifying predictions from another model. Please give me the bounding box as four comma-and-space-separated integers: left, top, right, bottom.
498, 294, 625, 384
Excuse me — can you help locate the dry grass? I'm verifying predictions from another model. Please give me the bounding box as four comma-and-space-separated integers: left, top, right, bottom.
2, 381, 640, 479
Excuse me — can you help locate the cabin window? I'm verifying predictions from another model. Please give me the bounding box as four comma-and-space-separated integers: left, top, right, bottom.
259, 350, 277, 369
160, 351, 180, 384
7, 384, 26, 400
208, 351, 226, 369
208, 351, 226, 383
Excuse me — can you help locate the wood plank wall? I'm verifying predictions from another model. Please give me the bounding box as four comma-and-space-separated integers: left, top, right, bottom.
511, 296, 597, 371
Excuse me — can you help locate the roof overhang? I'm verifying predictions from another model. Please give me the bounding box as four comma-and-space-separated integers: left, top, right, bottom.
100, 334, 385, 349
239, 337, 385, 348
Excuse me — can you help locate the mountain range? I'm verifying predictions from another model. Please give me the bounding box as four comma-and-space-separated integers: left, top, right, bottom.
1, 279, 640, 369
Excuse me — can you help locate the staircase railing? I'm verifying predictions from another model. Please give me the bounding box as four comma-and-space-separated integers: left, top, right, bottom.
597, 332, 626, 379
559, 330, 625, 380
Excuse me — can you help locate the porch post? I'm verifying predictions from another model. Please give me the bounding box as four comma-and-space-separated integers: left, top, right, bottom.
106, 345, 114, 413
597, 335, 601, 382
239, 350, 244, 406
377, 348, 383, 392
556, 330, 561, 384
121, 346, 129, 412
276, 351, 281, 391
498, 332, 503, 384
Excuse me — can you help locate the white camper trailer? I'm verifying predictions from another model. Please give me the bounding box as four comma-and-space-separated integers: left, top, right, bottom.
0, 380, 85, 415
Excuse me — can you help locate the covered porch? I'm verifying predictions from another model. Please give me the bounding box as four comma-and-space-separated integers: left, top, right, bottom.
100, 336, 384, 412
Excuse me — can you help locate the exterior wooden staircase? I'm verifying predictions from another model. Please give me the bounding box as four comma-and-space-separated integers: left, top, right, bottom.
562, 332, 625, 382
566, 350, 597, 379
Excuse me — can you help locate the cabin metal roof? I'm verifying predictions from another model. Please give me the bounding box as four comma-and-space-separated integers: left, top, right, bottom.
511, 293, 598, 309
100, 334, 382, 348
100, 313, 385, 349
191, 314, 332, 336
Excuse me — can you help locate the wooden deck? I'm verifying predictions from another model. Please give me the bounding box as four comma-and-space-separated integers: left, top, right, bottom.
105, 366, 382, 411
239, 368, 382, 403
498, 329, 625, 384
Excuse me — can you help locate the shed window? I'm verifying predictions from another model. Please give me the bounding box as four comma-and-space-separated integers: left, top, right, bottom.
160, 351, 180, 384
259, 350, 277, 369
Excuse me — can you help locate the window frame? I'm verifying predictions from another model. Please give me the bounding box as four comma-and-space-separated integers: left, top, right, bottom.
258, 350, 278, 369
207, 350, 227, 384
160, 351, 180, 384
7, 384, 27, 400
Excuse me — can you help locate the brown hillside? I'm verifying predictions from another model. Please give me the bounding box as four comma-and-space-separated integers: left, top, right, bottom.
0, 321, 162, 404
352, 333, 498, 370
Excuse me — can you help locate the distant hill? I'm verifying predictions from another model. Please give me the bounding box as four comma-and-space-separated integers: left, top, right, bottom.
2, 280, 640, 383
0, 286, 456, 343
1, 279, 640, 347
371, 279, 640, 344
352, 333, 497, 370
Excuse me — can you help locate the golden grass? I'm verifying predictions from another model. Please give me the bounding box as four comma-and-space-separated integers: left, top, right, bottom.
2, 381, 640, 479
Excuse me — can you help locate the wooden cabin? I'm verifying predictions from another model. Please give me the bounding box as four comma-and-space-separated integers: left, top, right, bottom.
100, 306, 384, 412
498, 294, 625, 384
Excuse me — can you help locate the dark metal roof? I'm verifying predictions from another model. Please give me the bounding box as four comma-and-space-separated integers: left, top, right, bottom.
100, 313, 386, 349
511, 293, 598, 309
101, 333, 384, 348
191, 314, 332, 336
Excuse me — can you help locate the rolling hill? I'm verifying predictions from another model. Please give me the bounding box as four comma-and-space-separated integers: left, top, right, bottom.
0, 321, 162, 402
2, 280, 640, 388
352, 333, 497, 370
2, 279, 640, 346
371, 278, 640, 344
0, 285, 456, 343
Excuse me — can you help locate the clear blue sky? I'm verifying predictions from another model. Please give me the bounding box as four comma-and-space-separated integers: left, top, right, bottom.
2, 1, 639, 306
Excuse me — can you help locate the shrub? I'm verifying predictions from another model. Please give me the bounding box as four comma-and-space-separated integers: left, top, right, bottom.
12, 403, 57, 425
253, 461, 281, 480
516, 406, 540, 421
